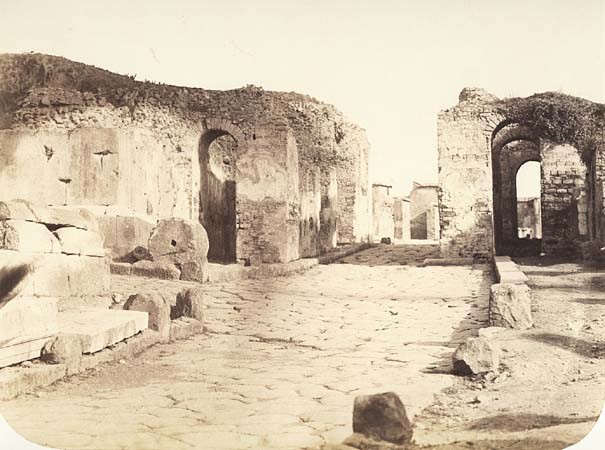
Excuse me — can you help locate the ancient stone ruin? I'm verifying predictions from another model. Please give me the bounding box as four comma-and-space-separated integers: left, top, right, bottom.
438, 87, 605, 259
0, 53, 371, 369
0, 53, 371, 266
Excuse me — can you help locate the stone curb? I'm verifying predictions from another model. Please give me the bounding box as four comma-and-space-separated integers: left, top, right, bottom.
318, 243, 372, 265
0, 312, 207, 401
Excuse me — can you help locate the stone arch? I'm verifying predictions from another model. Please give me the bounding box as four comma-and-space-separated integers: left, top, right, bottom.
491, 121, 541, 255
198, 120, 246, 263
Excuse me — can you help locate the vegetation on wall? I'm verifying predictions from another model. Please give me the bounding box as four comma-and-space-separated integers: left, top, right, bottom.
496, 92, 605, 162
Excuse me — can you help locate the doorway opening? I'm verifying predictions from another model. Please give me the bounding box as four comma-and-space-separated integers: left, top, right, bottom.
199, 130, 237, 263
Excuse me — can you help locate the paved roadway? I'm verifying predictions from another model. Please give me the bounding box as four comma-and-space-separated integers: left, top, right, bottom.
0, 249, 490, 449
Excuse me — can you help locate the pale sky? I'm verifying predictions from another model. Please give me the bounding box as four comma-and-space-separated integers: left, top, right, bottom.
1, 0, 604, 196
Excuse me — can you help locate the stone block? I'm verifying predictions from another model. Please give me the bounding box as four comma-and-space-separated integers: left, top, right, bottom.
57, 295, 112, 311
54, 227, 105, 256
124, 293, 171, 341
175, 287, 204, 323
0, 336, 56, 369
115, 215, 155, 248
352, 392, 412, 444
0, 200, 37, 221
57, 308, 148, 354
489, 283, 533, 329
0, 220, 61, 253
148, 218, 208, 282
0, 252, 34, 306
452, 336, 501, 375
110, 262, 132, 276
0, 296, 58, 342
40, 334, 83, 375
131, 260, 180, 280
97, 215, 117, 248
169, 317, 204, 341
65, 255, 111, 296
30, 205, 92, 230
30, 254, 71, 297
48, 206, 99, 231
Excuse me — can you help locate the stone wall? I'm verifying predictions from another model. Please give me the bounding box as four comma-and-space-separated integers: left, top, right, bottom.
410, 183, 439, 240
0, 201, 109, 367
393, 197, 410, 241
437, 89, 499, 258
438, 87, 601, 259
0, 53, 371, 264
540, 142, 588, 255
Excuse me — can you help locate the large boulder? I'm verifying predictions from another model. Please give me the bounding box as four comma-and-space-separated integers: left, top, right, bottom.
148, 218, 209, 283
489, 283, 533, 330
352, 392, 412, 445
452, 336, 501, 375
124, 293, 171, 341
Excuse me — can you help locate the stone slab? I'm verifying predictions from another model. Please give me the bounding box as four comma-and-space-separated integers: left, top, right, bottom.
54, 227, 105, 256
57, 309, 148, 354
0, 336, 56, 368
0, 297, 58, 342
0, 219, 61, 253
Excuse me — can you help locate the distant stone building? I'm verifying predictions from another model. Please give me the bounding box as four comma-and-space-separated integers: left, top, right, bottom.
372, 184, 394, 242
517, 197, 542, 239
393, 197, 410, 241
409, 182, 439, 240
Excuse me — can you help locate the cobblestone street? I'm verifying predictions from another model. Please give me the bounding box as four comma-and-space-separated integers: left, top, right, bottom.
0, 253, 491, 450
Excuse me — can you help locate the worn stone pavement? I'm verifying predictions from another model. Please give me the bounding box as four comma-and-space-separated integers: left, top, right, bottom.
0, 249, 491, 450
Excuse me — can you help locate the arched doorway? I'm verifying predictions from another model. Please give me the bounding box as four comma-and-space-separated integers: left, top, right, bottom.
516, 160, 542, 244
491, 123, 541, 255
199, 130, 238, 263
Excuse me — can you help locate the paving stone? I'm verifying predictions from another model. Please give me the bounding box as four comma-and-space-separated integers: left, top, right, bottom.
0, 251, 492, 449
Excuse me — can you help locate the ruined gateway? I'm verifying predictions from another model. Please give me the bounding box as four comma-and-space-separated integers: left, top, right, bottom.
0, 53, 371, 266
439, 87, 605, 259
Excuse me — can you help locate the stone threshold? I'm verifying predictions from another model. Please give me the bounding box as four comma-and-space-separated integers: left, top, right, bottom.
0, 317, 203, 401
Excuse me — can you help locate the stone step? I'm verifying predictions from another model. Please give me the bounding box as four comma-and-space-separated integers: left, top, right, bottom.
0, 336, 55, 368
57, 309, 148, 354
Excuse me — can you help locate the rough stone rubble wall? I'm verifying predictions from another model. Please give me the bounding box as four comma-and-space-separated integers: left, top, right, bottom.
0, 53, 371, 264
438, 88, 598, 259
437, 94, 499, 259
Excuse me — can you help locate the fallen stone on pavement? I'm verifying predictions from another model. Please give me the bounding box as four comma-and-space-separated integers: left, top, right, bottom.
40, 334, 83, 375
124, 293, 171, 341
352, 392, 413, 445
452, 336, 501, 375
489, 283, 533, 330
174, 287, 204, 323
